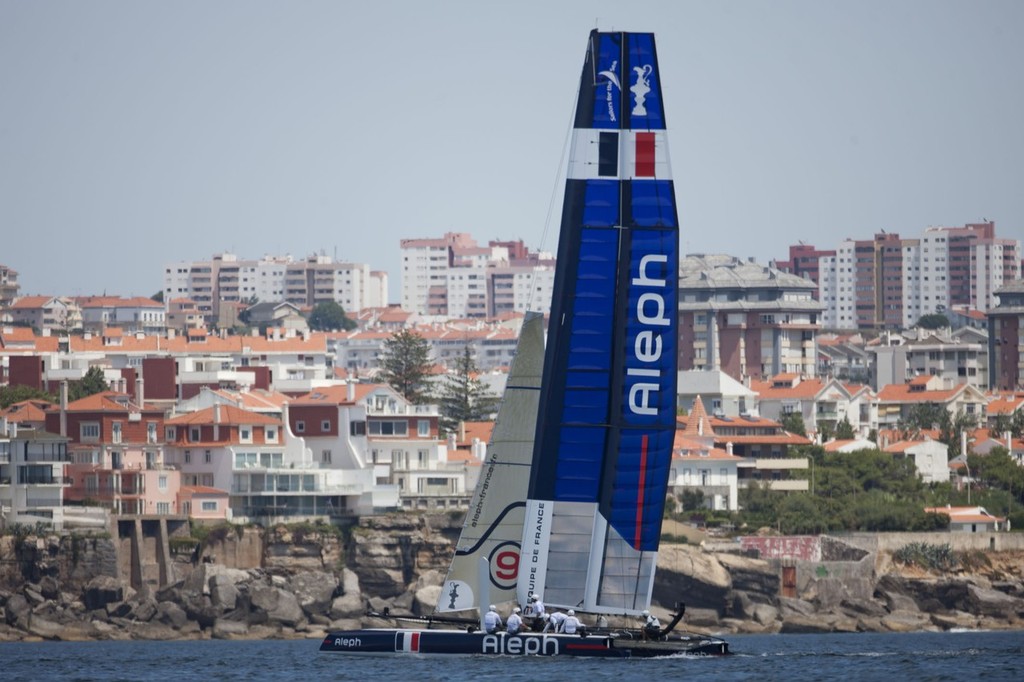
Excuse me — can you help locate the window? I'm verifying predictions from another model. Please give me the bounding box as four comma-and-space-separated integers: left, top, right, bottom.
321, 420, 331, 432
81, 423, 100, 441
147, 422, 158, 444
296, 420, 305, 433
265, 427, 277, 443
322, 450, 332, 464
158, 475, 168, 491
205, 450, 212, 464
157, 502, 170, 514
190, 427, 201, 442
165, 427, 176, 441
418, 420, 430, 437
240, 427, 252, 444
184, 450, 192, 464
369, 420, 409, 436
350, 421, 366, 436
201, 501, 218, 512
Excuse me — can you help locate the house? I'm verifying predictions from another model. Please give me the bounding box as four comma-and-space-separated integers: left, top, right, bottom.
7, 296, 83, 334
284, 383, 401, 514
704, 409, 812, 492
45, 390, 179, 517
924, 505, 1007, 532
677, 369, 757, 418
0, 424, 79, 530
882, 438, 950, 484
0, 400, 53, 430
875, 376, 988, 429
823, 438, 878, 453
670, 397, 742, 511
750, 374, 876, 438
164, 403, 291, 520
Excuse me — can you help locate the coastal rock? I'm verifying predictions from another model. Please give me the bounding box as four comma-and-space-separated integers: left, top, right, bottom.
209, 574, 240, 611
156, 601, 189, 629
966, 584, 1024, 619
329, 569, 364, 619
880, 610, 933, 632
128, 621, 181, 640
413, 584, 442, 616
929, 611, 979, 630
27, 616, 63, 639
250, 585, 304, 627
212, 617, 250, 639
839, 597, 888, 618
4, 594, 31, 629
83, 575, 124, 611
779, 615, 834, 634
655, 544, 731, 611
290, 571, 338, 617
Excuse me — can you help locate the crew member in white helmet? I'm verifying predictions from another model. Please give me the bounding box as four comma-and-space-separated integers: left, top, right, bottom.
561, 609, 582, 635
641, 609, 661, 639
483, 604, 502, 634
506, 606, 524, 635
544, 611, 567, 633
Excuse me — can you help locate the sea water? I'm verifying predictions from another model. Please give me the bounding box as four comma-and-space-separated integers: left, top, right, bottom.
1, 630, 1021, 681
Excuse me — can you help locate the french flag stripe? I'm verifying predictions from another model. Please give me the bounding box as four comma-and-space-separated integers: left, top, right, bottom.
635, 132, 656, 177
598, 132, 619, 177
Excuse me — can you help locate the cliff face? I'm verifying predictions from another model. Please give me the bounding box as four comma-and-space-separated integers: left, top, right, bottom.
1, 517, 1022, 642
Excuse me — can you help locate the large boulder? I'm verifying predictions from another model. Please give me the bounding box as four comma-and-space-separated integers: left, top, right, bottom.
966, 584, 1024, 619
329, 569, 364, 619
655, 544, 731, 611
250, 585, 304, 627
290, 571, 338, 617
82, 575, 124, 611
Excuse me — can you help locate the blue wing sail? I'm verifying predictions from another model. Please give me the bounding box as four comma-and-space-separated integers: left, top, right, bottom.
521, 31, 679, 615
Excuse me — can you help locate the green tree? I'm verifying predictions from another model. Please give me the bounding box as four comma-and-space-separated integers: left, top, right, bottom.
916, 313, 950, 330
307, 301, 356, 331
834, 417, 856, 440
437, 345, 499, 435
780, 412, 806, 437
68, 367, 109, 402
0, 385, 56, 409
378, 329, 433, 404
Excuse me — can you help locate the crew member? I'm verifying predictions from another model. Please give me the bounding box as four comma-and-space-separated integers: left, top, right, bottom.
544, 611, 567, 633
506, 606, 524, 635
561, 609, 582, 635
641, 609, 661, 639
483, 604, 502, 634
526, 593, 546, 630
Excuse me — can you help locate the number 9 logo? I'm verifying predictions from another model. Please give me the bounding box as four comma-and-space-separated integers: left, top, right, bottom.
488, 541, 520, 590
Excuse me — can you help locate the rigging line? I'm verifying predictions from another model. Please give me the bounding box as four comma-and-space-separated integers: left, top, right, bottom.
524, 65, 580, 315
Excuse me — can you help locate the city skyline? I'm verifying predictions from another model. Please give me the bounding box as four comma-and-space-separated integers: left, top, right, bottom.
3, 1, 1022, 300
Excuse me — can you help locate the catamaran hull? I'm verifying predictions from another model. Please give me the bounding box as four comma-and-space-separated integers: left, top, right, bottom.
319, 629, 729, 658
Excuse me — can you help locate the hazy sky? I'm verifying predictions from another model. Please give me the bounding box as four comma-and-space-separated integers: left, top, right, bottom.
2, 1, 1022, 301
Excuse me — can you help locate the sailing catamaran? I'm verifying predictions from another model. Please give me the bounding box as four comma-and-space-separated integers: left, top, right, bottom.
320, 30, 729, 658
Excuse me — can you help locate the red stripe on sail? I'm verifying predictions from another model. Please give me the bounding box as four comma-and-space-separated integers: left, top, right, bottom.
635, 132, 655, 176
635, 434, 649, 547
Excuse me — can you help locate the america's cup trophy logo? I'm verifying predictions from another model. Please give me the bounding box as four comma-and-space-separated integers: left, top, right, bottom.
631, 64, 653, 116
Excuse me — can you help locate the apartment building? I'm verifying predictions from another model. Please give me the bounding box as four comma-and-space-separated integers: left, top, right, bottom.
678, 255, 823, 382
0, 264, 19, 311
164, 253, 385, 327
813, 222, 1020, 331
988, 279, 1024, 390
400, 232, 554, 318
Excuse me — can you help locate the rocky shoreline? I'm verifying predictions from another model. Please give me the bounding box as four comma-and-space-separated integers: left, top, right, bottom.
2, 515, 1023, 642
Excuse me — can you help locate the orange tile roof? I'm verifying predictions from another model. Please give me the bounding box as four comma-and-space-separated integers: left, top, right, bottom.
749, 377, 827, 399
680, 396, 715, 438
166, 404, 280, 426
876, 382, 967, 403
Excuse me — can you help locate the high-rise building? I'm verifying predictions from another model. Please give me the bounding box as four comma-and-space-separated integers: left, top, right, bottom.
164, 253, 384, 326
988, 279, 1024, 390
812, 222, 1020, 331
400, 232, 554, 318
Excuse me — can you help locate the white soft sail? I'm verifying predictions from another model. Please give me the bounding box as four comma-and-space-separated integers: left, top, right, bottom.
435, 312, 545, 612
